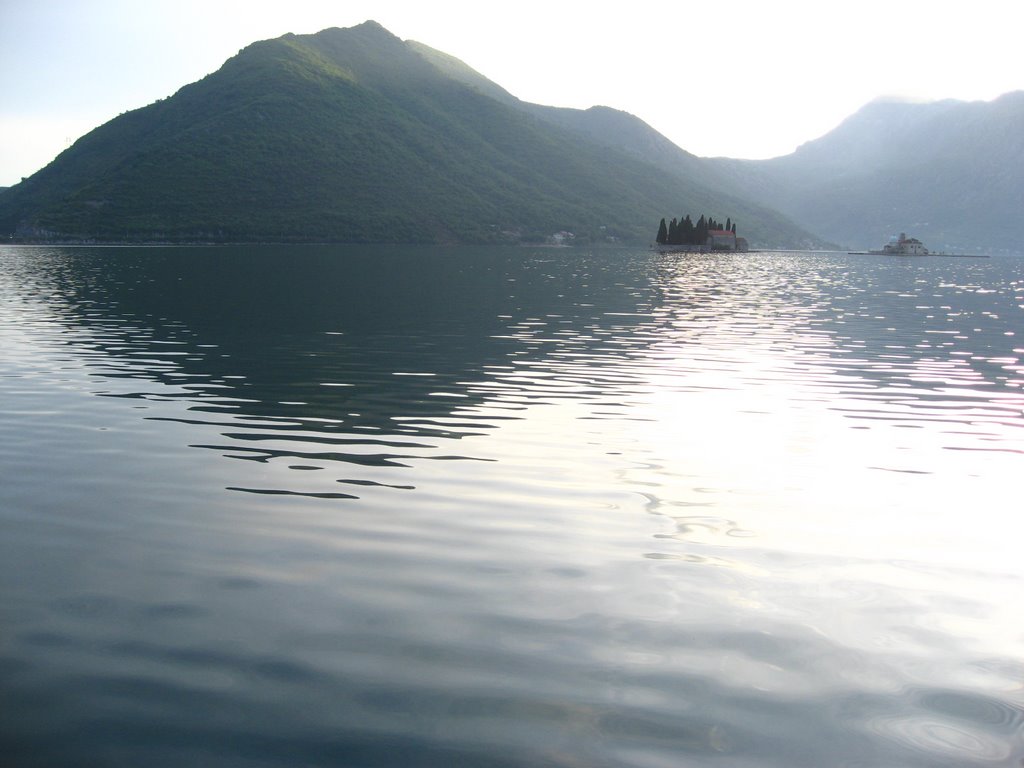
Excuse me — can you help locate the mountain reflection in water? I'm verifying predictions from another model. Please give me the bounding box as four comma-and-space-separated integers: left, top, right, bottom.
1, 244, 1022, 768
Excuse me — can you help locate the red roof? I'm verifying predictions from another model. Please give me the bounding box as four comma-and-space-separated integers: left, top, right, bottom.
708, 229, 734, 236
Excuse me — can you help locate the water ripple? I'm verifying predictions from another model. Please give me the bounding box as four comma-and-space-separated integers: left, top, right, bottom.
3, 245, 1023, 768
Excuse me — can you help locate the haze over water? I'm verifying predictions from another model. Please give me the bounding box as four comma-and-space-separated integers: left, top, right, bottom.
2, 245, 1022, 767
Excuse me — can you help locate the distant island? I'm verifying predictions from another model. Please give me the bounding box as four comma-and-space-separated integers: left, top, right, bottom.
655, 214, 747, 252
848, 232, 988, 258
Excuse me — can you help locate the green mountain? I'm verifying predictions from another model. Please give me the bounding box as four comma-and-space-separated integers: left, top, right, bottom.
407, 38, 820, 248
708, 93, 1024, 254
0, 21, 819, 247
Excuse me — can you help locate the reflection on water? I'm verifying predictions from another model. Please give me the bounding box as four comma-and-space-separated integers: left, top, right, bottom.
1, 244, 1022, 767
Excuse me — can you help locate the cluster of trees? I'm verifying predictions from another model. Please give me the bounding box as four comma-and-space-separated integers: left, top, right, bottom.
656, 214, 736, 246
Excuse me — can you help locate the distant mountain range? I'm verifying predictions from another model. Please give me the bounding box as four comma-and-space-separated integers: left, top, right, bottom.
1, 21, 1021, 252
707, 93, 1024, 254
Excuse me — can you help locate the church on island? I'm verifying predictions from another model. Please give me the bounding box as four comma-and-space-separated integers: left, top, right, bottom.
655, 214, 748, 252
881, 232, 928, 255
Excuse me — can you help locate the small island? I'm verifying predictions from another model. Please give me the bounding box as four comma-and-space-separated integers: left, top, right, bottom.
654, 214, 748, 252
849, 232, 988, 258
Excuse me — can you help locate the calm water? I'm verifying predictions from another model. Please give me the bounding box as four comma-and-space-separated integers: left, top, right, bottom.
1, 244, 1022, 767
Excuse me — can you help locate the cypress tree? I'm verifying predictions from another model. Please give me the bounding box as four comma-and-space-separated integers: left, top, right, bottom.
696, 215, 708, 245
657, 218, 668, 244
683, 215, 694, 245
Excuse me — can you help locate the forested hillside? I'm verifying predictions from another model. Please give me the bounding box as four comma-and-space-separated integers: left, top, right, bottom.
0, 22, 818, 247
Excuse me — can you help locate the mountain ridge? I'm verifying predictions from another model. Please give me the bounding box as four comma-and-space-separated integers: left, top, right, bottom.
410, 33, 1024, 254
3, 21, 1018, 253
0, 21, 822, 247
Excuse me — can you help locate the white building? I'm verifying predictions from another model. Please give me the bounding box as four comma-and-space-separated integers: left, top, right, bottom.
883, 233, 929, 255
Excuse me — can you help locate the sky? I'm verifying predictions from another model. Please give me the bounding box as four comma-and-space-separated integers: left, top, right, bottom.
2, 0, 1023, 187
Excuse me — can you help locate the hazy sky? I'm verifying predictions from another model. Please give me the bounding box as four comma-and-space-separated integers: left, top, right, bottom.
2, 0, 1022, 187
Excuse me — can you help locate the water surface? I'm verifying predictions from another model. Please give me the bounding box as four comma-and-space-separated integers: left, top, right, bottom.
2, 245, 1022, 767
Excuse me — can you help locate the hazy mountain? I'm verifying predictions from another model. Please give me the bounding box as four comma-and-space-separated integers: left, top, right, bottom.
0, 21, 819, 247
414, 34, 1024, 255
709, 93, 1024, 253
